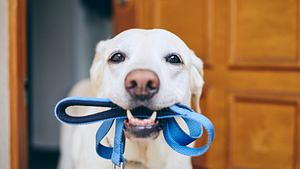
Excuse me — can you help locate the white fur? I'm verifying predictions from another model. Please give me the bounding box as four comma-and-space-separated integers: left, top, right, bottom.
58, 29, 204, 169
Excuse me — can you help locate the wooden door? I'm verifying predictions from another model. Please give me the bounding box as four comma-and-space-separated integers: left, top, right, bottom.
113, 0, 300, 169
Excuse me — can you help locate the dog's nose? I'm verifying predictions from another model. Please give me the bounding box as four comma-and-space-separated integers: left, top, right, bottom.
125, 69, 160, 101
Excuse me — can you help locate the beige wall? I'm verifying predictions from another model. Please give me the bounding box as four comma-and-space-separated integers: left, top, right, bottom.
0, 0, 10, 169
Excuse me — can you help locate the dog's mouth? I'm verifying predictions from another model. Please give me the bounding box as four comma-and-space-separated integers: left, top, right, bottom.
124, 107, 161, 140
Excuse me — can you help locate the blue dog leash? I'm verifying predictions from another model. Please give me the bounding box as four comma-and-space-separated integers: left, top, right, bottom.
55, 97, 214, 168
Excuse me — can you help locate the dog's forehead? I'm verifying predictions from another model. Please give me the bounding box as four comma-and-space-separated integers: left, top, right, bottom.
112, 29, 189, 50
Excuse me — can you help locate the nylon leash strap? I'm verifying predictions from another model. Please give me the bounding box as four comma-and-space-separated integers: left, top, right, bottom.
55, 97, 214, 168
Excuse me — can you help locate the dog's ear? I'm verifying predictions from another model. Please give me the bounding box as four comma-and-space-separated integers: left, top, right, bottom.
189, 50, 204, 113
90, 40, 108, 89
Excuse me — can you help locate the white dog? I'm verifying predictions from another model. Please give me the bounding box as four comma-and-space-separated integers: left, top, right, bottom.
58, 29, 204, 169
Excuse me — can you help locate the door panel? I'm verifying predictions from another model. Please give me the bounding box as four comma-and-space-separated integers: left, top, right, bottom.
230, 0, 300, 68
113, 0, 300, 168
229, 92, 298, 169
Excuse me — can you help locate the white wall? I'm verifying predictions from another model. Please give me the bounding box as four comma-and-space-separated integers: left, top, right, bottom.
0, 0, 10, 168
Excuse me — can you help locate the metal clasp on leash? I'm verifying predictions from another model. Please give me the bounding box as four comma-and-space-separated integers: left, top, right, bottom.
112, 162, 124, 169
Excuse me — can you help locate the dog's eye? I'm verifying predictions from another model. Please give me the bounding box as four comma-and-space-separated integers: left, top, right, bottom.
108, 52, 126, 64
165, 54, 183, 65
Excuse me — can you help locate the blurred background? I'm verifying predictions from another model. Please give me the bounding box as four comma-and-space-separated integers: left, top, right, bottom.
1, 0, 300, 169
27, 0, 112, 168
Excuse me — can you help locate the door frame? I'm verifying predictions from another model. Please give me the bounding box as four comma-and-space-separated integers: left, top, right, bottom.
9, 0, 28, 169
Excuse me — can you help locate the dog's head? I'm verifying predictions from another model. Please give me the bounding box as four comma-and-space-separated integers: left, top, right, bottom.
90, 29, 204, 140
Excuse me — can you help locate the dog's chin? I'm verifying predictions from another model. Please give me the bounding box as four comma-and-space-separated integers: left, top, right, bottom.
124, 121, 161, 140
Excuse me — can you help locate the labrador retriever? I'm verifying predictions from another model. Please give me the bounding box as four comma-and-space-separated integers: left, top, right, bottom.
58, 29, 204, 169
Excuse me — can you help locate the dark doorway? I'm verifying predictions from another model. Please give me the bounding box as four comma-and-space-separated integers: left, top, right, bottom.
27, 0, 112, 168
